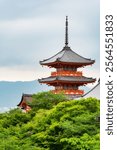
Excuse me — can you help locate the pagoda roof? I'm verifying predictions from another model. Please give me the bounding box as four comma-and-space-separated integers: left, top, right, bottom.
39, 76, 96, 85
40, 46, 95, 67
40, 16, 95, 67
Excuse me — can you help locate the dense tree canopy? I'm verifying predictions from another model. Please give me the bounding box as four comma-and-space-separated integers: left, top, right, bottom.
0, 92, 100, 150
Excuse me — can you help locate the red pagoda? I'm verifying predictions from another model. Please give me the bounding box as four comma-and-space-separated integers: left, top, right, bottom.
39, 16, 96, 98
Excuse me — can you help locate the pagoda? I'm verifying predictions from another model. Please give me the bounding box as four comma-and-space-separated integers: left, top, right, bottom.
39, 16, 96, 98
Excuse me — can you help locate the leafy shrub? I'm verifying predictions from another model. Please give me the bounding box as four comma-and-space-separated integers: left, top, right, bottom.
28, 91, 68, 110
0, 93, 100, 150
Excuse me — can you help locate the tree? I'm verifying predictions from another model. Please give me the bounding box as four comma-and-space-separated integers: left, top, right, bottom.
0, 93, 100, 150
28, 91, 68, 110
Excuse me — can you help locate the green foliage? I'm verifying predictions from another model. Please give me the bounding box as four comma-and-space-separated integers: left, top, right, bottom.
30, 98, 100, 150
28, 91, 68, 110
0, 108, 31, 128
0, 92, 100, 150
60, 133, 100, 150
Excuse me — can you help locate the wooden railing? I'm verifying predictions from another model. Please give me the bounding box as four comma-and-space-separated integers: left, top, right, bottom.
51, 71, 82, 77
51, 89, 84, 95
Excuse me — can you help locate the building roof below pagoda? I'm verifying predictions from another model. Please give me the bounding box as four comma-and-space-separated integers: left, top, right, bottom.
82, 78, 100, 99
39, 76, 96, 86
17, 94, 33, 107
40, 46, 95, 67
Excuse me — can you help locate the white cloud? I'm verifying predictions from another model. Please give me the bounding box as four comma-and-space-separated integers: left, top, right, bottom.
0, 0, 99, 81
0, 65, 50, 81
0, 17, 63, 36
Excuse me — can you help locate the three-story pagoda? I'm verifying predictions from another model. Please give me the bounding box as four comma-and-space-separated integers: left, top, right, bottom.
39, 16, 96, 98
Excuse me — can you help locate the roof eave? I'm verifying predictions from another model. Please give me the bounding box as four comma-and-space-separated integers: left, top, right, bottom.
39, 78, 96, 84
40, 60, 95, 67
17, 94, 33, 107
17, 94, 24, 106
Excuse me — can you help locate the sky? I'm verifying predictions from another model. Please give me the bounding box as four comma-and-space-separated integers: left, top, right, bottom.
0, 0, 100, 83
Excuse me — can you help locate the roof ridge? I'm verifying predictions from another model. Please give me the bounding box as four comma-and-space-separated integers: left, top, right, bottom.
82, 81, 99, 97
59, 47, 69, 60
40, 49, 64, 63
70, 48, 94, 61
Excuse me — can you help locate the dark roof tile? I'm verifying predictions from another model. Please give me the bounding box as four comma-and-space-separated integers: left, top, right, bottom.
40, 46, 95, 66
39, 76, 96, 84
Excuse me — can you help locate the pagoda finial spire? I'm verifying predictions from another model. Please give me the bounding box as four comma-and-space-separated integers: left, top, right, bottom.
65, 16, 68, 46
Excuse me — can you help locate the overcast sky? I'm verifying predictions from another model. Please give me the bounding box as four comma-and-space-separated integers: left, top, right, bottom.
0, 0, 100, 83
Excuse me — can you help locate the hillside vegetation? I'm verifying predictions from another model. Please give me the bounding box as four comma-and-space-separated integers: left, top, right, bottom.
0, 92, 100, 150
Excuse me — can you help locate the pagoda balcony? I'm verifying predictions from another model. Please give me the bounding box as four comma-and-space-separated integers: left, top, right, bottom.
51, 71, 82, 77
51, 89, 84, 95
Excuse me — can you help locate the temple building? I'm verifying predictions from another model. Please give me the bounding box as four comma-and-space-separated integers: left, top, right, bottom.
39, 16, 96, 98
17, 94, 32, 112
81, 79, 100, 99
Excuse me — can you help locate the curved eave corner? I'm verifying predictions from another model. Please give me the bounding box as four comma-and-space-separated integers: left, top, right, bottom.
38, 78, 44, 84
38, 78, 41, 83
17, 94, 24, 107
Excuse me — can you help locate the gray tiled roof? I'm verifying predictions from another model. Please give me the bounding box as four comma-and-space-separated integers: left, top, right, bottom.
82, 79, 100, 99
39, 76, 96, 83
40, 46, 95, 65
17, 94, 33, 106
